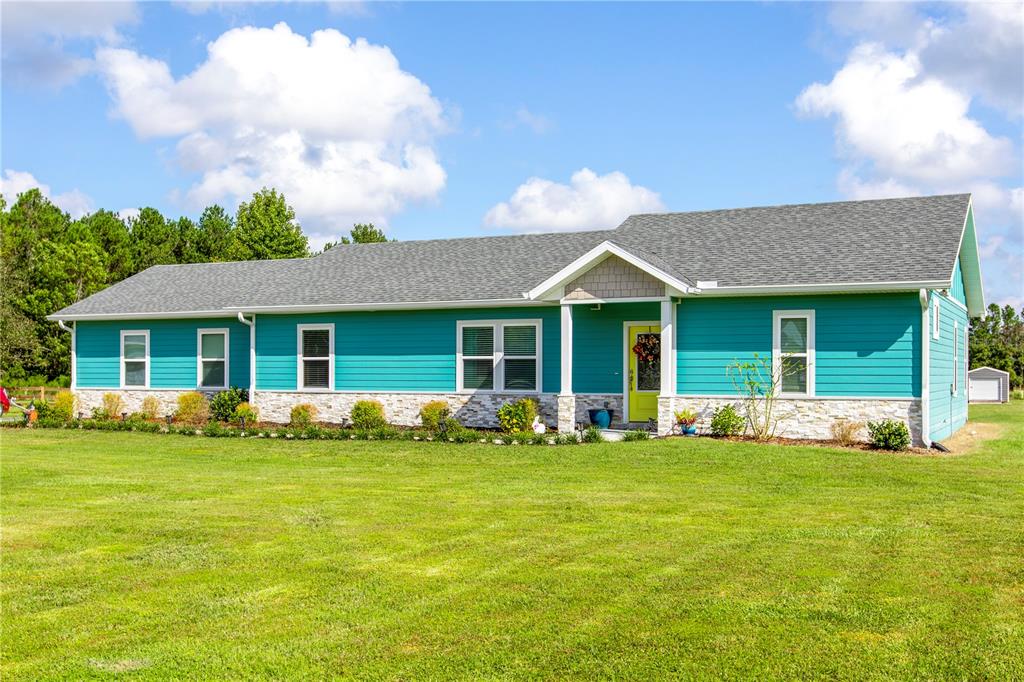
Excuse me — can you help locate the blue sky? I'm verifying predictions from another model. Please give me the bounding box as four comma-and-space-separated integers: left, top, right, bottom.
2, 1, 1021, 305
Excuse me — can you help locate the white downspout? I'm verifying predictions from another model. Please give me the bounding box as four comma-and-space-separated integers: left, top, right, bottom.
57, 320, 77, 390
919, 289, 931, 447
237, 312, 256, 401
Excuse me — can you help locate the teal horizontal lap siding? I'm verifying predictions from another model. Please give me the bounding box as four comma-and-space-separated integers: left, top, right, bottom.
929, 293, 968, 441
571, 302, 659, 394
75, 318, 250, 389
676, 293, 921, 397
950, 256, 967, 307
255, 307, 561, 392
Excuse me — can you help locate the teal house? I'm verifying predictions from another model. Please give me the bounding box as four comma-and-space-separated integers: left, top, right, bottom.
50, 195, 983, 445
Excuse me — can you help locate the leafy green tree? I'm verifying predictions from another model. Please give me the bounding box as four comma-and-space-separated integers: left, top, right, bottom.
77, 210, 133, 281
0, 189, 71, 271
230, 188, 308, 260
198, 205, 235, 261
343, 222, 390, 244
969, 303, 1024, 388
0, 255, 41, 380
130, 207, 177, 271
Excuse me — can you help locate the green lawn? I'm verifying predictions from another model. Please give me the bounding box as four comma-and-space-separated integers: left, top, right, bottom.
3, 404, 1023, 680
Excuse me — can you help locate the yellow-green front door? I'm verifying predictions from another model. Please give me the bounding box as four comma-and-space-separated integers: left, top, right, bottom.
628, 324, 660, 423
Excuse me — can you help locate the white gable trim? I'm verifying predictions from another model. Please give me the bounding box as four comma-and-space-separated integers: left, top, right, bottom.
525, 241, 695, 301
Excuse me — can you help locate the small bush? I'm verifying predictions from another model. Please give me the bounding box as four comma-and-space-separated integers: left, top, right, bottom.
419, 400, 450, 432
290, 403, 318, 428
556, 432, 580, 445
622, 429, 650, 441
233, 402, 259, 426
867, 419, 910, 451
51, 390, 77, 422
210, 387, 248, 422
140, 395, 161, 420
175, 392, 210, 425
831, 419, 864, 446
102, 393, 124, 420
581, 425, 605, 443
496, 398, 537, 433
1012, 388, 1024, 401
351, 400, 386, 429
710, 404, 745, 437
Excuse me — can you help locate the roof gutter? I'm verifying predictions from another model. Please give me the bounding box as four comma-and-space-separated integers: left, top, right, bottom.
237, 313, 256, 399
690, 279, 950, 296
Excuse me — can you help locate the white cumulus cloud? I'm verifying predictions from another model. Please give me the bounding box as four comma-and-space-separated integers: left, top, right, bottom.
484, 168, 664, 232
796, 43, 1014, 186
0, 169, 94, 218
95, 22, 448, 242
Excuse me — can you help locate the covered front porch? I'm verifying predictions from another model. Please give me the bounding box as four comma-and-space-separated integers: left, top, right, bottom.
555, 298, 677, 435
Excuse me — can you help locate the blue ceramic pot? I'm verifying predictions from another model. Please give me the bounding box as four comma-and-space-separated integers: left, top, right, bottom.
588, 409, 612, 429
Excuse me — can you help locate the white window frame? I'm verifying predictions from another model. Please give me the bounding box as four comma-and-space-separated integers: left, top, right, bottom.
296, 323, 334, 392
456, 319, 542, 394
120, 329, 150, 389
953, 321, 959, 396
772, 310, 815, 398
933, 299, 941, 339
196, 328, 230, 390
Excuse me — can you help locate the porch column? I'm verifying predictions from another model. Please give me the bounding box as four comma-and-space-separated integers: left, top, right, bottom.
557, 303, 576, 433
658, 299, 676, 436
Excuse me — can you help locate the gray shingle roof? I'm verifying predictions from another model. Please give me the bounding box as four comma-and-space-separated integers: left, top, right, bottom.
51, 194, 970, 318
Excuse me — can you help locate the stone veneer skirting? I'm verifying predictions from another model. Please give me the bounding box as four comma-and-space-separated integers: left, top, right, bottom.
73, 388, 921, 443
657, 396, 924, 445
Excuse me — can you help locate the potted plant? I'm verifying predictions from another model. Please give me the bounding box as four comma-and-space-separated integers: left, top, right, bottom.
674, 408, 698, 435
587, 402, 614, 429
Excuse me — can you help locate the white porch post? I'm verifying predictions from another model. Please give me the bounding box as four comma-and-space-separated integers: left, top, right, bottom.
658, 299, 676, 435
557, 303, 576, 433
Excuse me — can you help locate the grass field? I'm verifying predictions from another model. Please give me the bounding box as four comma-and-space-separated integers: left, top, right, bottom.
2, 403, 1022, 679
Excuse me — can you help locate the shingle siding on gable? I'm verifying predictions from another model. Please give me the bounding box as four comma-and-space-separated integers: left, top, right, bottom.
563, 256, 665, 300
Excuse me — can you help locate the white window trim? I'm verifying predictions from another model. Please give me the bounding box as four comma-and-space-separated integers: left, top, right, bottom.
953, 321, 959, 396
296, 323, 335, 392
933, 299, 941, 339
772, 310, 815, 398
120, 329, 150, 389
196, 327, 230, 390
456, 319, 543, 394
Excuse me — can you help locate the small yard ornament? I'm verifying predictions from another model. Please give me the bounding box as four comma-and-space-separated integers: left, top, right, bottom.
532, 415, 546, 434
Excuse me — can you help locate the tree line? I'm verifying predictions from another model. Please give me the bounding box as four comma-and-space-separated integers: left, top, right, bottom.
968, 303, 1024, 389
0, 186, 388, 383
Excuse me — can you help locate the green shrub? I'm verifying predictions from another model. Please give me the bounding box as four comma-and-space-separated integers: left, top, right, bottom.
175, 392, 210, 425
290, 403, 318, 427
496, 398, 537, 433
210, 387, 248, 422
51, 390, 77, 422
867, 419, 910, 451
233, 402, 260, 426
556, 432, 580, 445
710, 404, 745, 437
351, 400, 386, 429
622, 429, 650, 441
419, 400, 450, 432
831, 419, 864, 446
140, 395, 161, 420
581, 425, 605, 443
92, 391, 122, 417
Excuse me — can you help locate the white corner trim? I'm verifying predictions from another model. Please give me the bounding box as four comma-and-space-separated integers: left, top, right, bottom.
560, 305, 574, 397
119, 329, 150, 389
196, 327, 230, 391
919, 289, 931, 447
526, 241, 695, 301
456, 318, 543, 394
772, 309, 815, 398
296, 323, 335, 392
237, 312, 256, 397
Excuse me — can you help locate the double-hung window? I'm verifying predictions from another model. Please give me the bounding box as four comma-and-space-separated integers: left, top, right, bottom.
197, 328, 229, 389
773, 310, 815, 397
457, 320, 541, 392
121, 330, 149, 388
297, 324, 333, 391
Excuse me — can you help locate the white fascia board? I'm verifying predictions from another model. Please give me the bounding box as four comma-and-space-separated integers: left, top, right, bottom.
952, 198, 985, 317
525, 241, 695, 301
49, 299, 552, 321
689, 279, 951, 296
